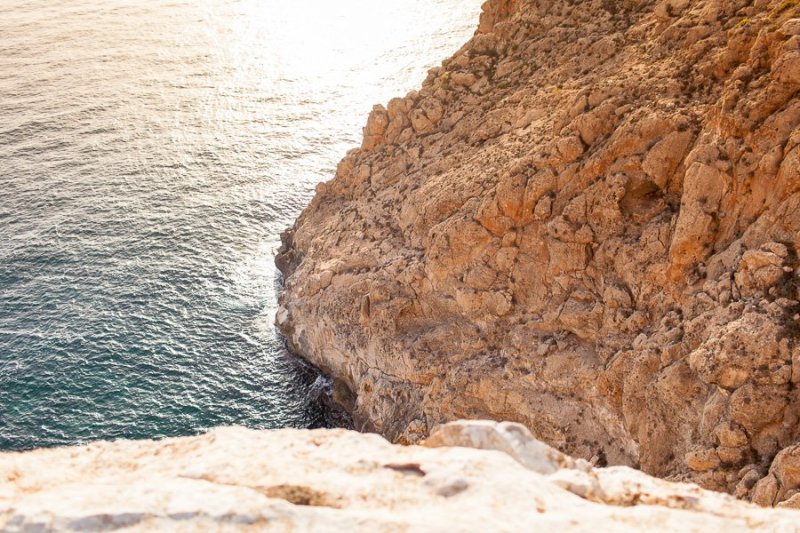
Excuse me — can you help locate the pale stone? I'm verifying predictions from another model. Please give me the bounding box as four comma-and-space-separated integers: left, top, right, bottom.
424, 420, 576, 474
3, 421, 799, 532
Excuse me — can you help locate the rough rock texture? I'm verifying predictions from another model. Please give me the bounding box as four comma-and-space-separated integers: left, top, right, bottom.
2, 421, 799, 531
276, 0, 800, 505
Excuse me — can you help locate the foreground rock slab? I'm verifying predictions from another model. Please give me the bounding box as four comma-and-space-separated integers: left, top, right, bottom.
1, 421, 797, 532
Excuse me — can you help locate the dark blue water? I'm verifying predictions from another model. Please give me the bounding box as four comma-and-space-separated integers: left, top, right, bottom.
0, 0, 482, 450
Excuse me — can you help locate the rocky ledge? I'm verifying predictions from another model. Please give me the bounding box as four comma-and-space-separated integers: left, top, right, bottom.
1, 420, 798, 531
276, 0, 800, 505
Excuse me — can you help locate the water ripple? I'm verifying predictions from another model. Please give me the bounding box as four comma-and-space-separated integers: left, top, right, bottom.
0, 0, 482, 450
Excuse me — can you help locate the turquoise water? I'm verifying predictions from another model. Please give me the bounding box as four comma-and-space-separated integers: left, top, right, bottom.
0, 0, 482, 450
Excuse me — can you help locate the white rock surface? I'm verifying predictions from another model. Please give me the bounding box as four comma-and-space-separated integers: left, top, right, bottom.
1, 421, 797, 532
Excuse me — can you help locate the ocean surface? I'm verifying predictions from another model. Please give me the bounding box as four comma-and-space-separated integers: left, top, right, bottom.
0, 0, 482, 450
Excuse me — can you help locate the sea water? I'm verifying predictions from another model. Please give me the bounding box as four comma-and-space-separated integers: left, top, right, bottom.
0, 0, 482, 450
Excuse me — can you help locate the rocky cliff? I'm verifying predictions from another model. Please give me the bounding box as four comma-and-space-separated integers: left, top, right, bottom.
2, 421, 799, 531
276, 0, 800, 506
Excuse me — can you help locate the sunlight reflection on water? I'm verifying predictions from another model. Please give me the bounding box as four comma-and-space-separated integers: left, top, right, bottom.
0, 0, 483, 449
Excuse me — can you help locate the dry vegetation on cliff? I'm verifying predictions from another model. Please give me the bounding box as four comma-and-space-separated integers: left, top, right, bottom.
277, 0, 800, 507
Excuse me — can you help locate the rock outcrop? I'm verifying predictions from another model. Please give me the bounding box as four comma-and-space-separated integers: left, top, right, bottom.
276, 0, 800, 505
2, 421, 799, 531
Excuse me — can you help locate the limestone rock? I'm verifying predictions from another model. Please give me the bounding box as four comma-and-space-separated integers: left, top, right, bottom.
276, 0, 800, 504
2, 421, 799, 532
424, 419, 578, 474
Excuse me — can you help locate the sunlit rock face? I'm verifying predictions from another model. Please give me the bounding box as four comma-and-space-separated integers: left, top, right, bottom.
2, 421, 798, 531
277, 0, 800, 505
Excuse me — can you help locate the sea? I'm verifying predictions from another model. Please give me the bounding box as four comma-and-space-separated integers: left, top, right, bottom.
0, 0, 482, 450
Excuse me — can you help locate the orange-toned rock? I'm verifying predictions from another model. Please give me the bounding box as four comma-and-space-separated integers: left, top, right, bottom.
277, 0, 800, 506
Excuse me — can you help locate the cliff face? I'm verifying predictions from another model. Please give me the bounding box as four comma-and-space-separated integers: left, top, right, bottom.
2, 421, 799, 531
276, 0, 800, 505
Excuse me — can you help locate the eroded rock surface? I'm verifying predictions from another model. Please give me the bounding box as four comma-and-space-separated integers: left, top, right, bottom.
2, 421, 798, 531
277, 0, 800, 505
